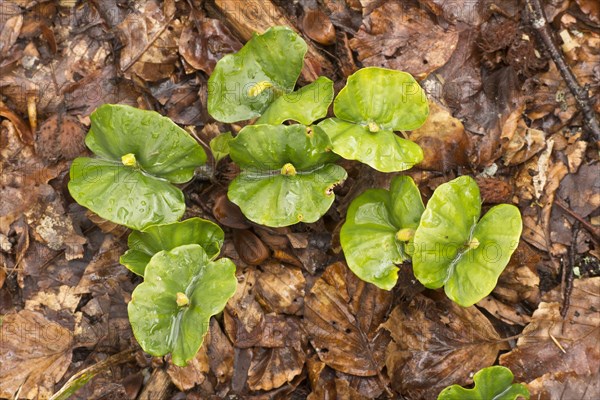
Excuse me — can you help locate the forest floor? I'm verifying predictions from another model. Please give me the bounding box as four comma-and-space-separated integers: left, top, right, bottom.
0, 0, 599, 399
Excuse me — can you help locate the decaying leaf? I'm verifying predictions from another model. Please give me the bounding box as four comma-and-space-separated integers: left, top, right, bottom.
167, 340, 210, 391
178, 16, 242, 74
383, 293, 508, 399
255, 261, 305, 315
500, 277, 600, 398
409, 101, 471, 171
117, 0, 180, 81
0, 310, 73, 399
350, 1, 458, 79
304, 262, 392, 377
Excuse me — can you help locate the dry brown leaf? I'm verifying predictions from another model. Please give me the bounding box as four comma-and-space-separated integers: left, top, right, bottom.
419, 0, 484, 25
527, 371, 600, 400
476, 177, 513, 204
0, 310, 73, 399
383, 293, 508, 399
225, 268, 265, 348
34, 113, 86, 164
247, 347, 305, 392
233, 229, 270, 266
167, 340, 210, 391
500, 278, 600, 394
178, 16, 241, 75
255, 261, 305, 315
302, 9, 336, 45
206, 318, 234, 384
350, 1, 458, 79
502, 115, 547, 166
118, 0, 180, 82
409, 101, 471, 171
304, 262, 392, 377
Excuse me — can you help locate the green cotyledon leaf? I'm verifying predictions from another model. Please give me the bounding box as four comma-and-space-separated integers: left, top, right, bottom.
437, 366, 530, 400
207, 26, 307, 123
318, 67, 428, 172
128, 244, 237, 366
412, 176, 522, 307
120, 218, 225, 276
227, 124, 346, 227
68, 104, 206, 230
69, 158, 186, 230
341, 176, 424, 290
257, 76, 334, 125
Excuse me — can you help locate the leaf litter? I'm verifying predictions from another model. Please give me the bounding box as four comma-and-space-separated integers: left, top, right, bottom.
0, 0, 599, 398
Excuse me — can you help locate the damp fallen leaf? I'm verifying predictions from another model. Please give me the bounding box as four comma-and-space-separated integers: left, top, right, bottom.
383, 293, 508, 399
0, 310, 73, 399
304, 262, 392, 377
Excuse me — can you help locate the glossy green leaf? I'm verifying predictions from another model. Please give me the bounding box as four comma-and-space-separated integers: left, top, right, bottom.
412, 176, 522, 307
438, 366, 530, 400
68, 104, 206, 230
333, 67, 429, 131
258, 76, 334, 125
209, 131, 233, 163
318, 67, 428, 172
318, 118, 423, 172
227, 124, 347, 227
208, 26, 307, 123
128, 244, 237, 366
84, 104, 206, 183
120, 218, 225, 276
341, 176, 424, 290
69, 158, 186, 230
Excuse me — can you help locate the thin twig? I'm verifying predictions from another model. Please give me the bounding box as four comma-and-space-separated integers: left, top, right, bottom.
524, 0, 600, 143
554, 199, 600, 241
561, 221, 579, 318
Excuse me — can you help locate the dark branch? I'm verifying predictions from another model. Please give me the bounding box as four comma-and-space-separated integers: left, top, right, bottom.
525, 0, 600, 143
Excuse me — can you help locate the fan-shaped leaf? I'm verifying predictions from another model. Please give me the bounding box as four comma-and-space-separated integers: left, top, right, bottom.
128, 244, 237, 366
120, 218, 225, 276
412, 176, 522, 307
228, 124, 346, 227
68, 104, 206, 230
437, 366, 529, 400
341, 176, 424, 290
207, 26, 307, 123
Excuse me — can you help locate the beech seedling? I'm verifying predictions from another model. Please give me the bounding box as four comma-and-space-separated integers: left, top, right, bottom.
208, 26, 333, 125
318, 67, 429, 172
128, 244, 237, 366
227, 124, 347, 227
68, 104, 206, 230
412, 176, 522, 307
120, 218, 224, 276
341, 176, 424, 290
437, 366, 529, 400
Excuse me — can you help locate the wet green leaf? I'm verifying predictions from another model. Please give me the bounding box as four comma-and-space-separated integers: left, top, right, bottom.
341, 176, 424, 290
228, 124, 346, 227
258, 76, 334, 125
437, 366, 530, 400
120, 218, 225, 276
208, 26, 307, 123
318, 118, 423, 173
128, 244, 237, 366
68, 104, 206, 230
209, 131, 233, 164
412, 176, 522, 307
69, 158, 186, 230
318, 67, 428, 172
